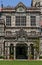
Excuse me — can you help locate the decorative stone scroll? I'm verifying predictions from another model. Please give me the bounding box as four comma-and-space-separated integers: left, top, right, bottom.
14, 29, 28, 42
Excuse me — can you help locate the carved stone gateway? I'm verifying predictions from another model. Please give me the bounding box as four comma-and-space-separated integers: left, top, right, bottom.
4, 28, 39, 59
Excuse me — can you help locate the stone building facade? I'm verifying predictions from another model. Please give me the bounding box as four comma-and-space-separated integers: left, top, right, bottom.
0, 0, 42, 59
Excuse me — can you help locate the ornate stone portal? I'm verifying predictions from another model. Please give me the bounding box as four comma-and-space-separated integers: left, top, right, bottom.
4, 29, 38, 59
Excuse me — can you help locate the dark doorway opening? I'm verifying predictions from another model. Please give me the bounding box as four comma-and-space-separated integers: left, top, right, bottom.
16, 43, 28, 59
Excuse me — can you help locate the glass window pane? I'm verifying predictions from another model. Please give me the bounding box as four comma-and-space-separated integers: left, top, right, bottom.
31, 16, 36, 26
6, 16, 11, 26
16, 16, 26, 26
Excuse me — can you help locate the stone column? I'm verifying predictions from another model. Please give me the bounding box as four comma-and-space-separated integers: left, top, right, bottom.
8, 47, 9, 59
7, 42, 10, 59
2, 43, 4, 56
34, 48, 36, 59
34, 48, 37, 59
5, 42, 10, 59
28, 46, 30, 59
14, 46, 16, 60
5, 47, 8, 59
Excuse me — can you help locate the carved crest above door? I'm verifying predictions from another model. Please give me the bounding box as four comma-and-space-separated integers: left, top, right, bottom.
15, 28, 28, 42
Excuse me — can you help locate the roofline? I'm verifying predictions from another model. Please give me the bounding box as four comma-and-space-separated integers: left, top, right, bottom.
0, 2, 40, 13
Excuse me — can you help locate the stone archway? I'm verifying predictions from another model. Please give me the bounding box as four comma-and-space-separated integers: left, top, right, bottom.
16, 43, 28, 59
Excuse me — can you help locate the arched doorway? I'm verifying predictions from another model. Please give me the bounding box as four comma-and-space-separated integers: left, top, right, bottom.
16, 43, 28, 59
30, 44, 34, 59
9, 44, 14, 59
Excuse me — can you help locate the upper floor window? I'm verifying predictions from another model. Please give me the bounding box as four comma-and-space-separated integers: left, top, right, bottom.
16, 16, 26, 26
30, 16, 36, 26
6, 16, 11, 26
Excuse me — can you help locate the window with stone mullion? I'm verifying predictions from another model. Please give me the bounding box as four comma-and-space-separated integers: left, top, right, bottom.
16, 16, 26, 26
31, 16, 36, 26
20, 16, 26, 26
16, 16, 20, 26
6, 16, 11, 26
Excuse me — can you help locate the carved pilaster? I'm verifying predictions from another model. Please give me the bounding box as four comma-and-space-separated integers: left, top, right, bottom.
14, 46, 16, 60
